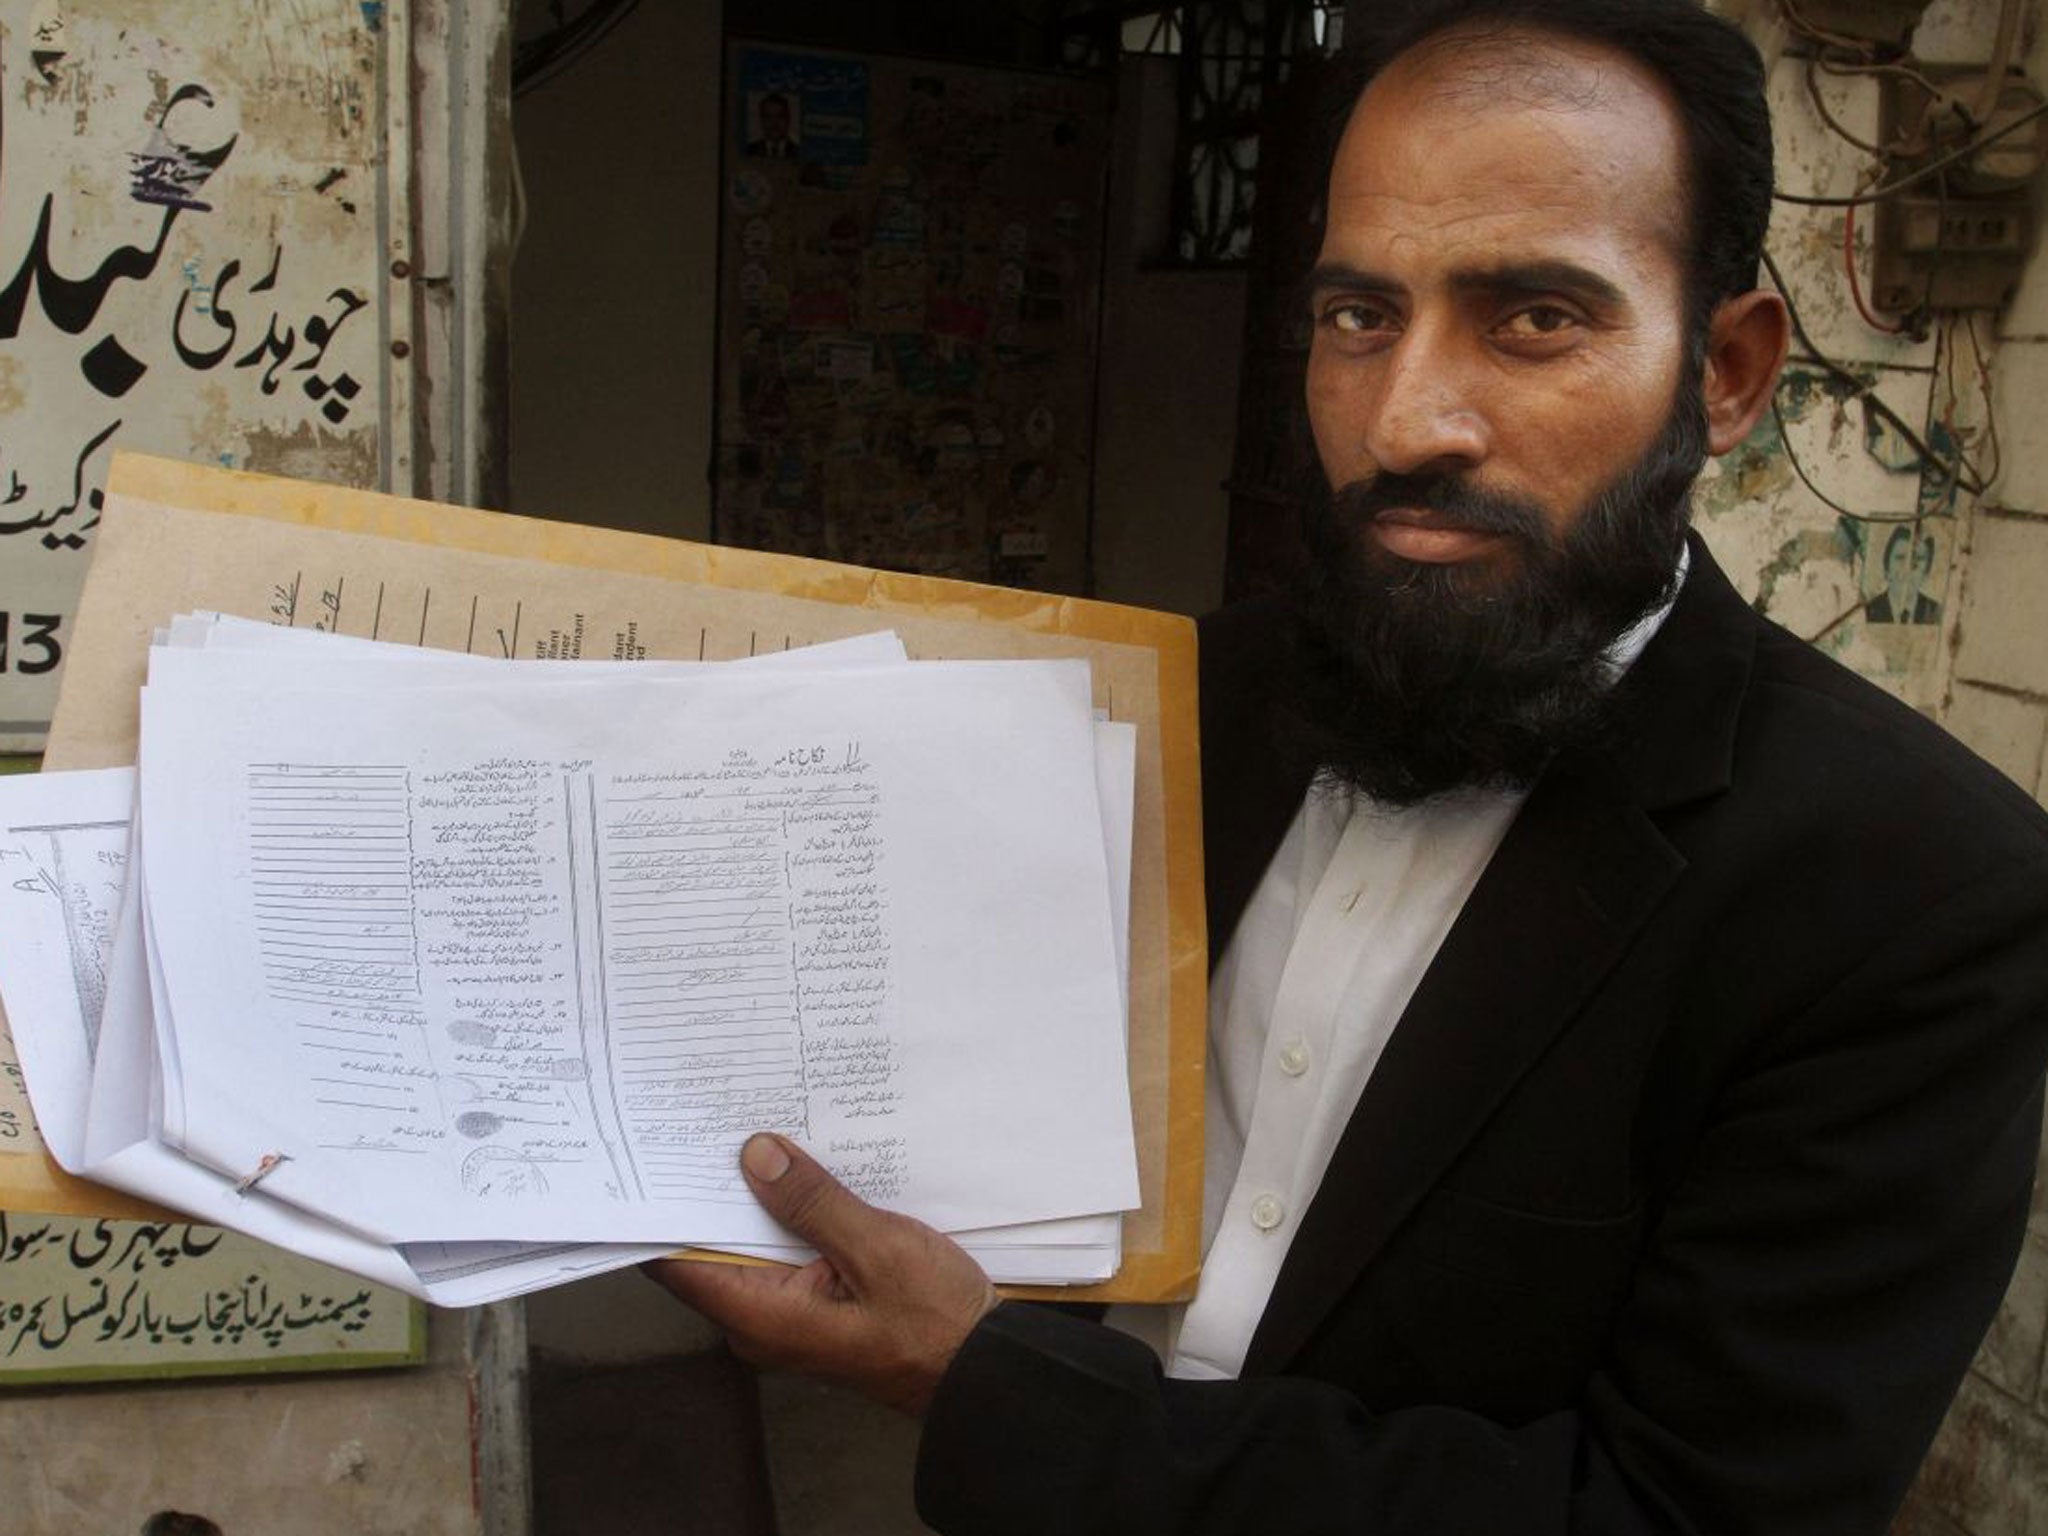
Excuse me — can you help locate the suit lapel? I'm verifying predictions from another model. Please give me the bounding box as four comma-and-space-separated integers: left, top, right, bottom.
1237, 536, 1758, 1376
1241, 764, 1685, 1373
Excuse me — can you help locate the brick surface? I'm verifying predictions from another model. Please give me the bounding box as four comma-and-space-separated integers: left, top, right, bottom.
1954, 514, 2048, 694
1987, 346, 2048, 512
1979, 1228, 2048, 1405
1892, 1487, 1975, 1536
1912, 1372, 2048, 1535
2000, 250, 2048, 342
2031, 1116, 2048, 1234
1943, 684, 2048, 793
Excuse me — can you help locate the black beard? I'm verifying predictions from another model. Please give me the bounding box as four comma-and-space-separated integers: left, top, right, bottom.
1277, 378, 1708, 806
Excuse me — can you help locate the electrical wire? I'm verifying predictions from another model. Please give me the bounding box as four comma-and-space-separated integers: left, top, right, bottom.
1963, 313, 2003, 491
1758, 246, 1987, 498
1774, 97, 2048, 206
1763, 0, 1998, 559
1770, 395, 1868, 521
1971, 0, 2024, 129
1842, 202, 1903, 333
1812, 51, 1951, 99
1804, 56, 1888, 156
1769, 396, 1944, 524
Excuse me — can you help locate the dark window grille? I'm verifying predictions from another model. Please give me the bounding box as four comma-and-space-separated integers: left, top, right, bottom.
1116, 3, 1340, 265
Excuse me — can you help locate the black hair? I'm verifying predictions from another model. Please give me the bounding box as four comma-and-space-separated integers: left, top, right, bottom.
1882, 524, 1936, 570
1330, 0, 1773, 334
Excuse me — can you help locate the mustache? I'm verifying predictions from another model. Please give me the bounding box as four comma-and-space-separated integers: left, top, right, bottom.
1331, 473, 1553, 544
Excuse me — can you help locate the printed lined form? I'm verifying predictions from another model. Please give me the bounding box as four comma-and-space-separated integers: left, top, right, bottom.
227, 746, 909, 1218
138, 659, 1139, 1246
603, 749, 894, 1204
0, 621, 1140, 1302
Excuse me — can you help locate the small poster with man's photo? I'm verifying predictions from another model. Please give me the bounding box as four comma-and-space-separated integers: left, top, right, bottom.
1863, 523, 1945, 626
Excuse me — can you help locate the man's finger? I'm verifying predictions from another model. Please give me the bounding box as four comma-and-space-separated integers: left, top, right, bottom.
738, 1133, 885, 1283
642, 1252, 772, 1316
643, 1254, 834, 1345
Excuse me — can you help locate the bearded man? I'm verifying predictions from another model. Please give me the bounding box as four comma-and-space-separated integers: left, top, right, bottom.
651, 2, 2048, 1531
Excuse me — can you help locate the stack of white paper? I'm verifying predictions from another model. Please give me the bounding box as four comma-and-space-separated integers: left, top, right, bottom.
0, 619, 1140, 1305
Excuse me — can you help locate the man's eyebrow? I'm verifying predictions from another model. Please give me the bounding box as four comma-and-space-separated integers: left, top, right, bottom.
1302, 262, 1402, 300
1299, 259, 1630, 312
1451, 260, 1629, 311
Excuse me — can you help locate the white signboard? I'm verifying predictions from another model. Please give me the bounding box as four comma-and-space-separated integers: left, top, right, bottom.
0, 0, 391, 748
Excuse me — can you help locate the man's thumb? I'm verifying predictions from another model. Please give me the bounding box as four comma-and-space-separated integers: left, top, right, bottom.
740, 1133, 874, 1266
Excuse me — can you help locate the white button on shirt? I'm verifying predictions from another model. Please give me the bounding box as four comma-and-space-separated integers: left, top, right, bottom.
1164, 784, 1525, 1380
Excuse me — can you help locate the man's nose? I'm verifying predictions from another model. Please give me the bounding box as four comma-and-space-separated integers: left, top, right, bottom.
1363, 330, 1490, 476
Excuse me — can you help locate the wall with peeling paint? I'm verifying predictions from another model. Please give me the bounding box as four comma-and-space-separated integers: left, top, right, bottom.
1696, 2, 1998, 712
1723, 4, 2048, 1533
0, 4, 516, 1533
0, 0, 394, 750
10, 1314, 485, 1536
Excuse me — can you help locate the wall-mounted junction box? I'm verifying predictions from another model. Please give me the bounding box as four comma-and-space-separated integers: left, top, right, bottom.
1870, 68, 2046, 314
1778, 0, 1934, 49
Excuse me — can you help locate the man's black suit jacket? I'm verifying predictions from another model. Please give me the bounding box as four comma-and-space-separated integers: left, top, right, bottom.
915, 538, 2048, 1535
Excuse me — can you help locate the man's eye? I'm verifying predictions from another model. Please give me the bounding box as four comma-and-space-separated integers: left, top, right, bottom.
1323, 303, 1392, 335
1499, 305, 1578, 338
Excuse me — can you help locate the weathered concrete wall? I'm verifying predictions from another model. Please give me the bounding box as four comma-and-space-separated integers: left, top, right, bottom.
6, 1313, 486, 1536
1698, 3, 1990, 710
1722, 4, 2048, 1532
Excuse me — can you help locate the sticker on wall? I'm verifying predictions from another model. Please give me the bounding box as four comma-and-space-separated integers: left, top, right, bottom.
737, 49, 871, 168
817, 337, 874, 382
1011, 459, 1058, 505
1860, 521, 1947, 627
874, 186, 928, 246
999, 528, 1049, 560
731, 167, 774, 214
788, 288, 854, 332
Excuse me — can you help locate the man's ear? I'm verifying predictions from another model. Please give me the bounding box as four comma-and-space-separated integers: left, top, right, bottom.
1702, 289, 1792, 456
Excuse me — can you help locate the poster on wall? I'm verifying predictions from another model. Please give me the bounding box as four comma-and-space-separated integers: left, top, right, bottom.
0, 1, 391, 751
716, 42, 1109, 594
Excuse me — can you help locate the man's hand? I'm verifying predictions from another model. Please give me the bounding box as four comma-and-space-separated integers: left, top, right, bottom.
644, 1133, 999, 1416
